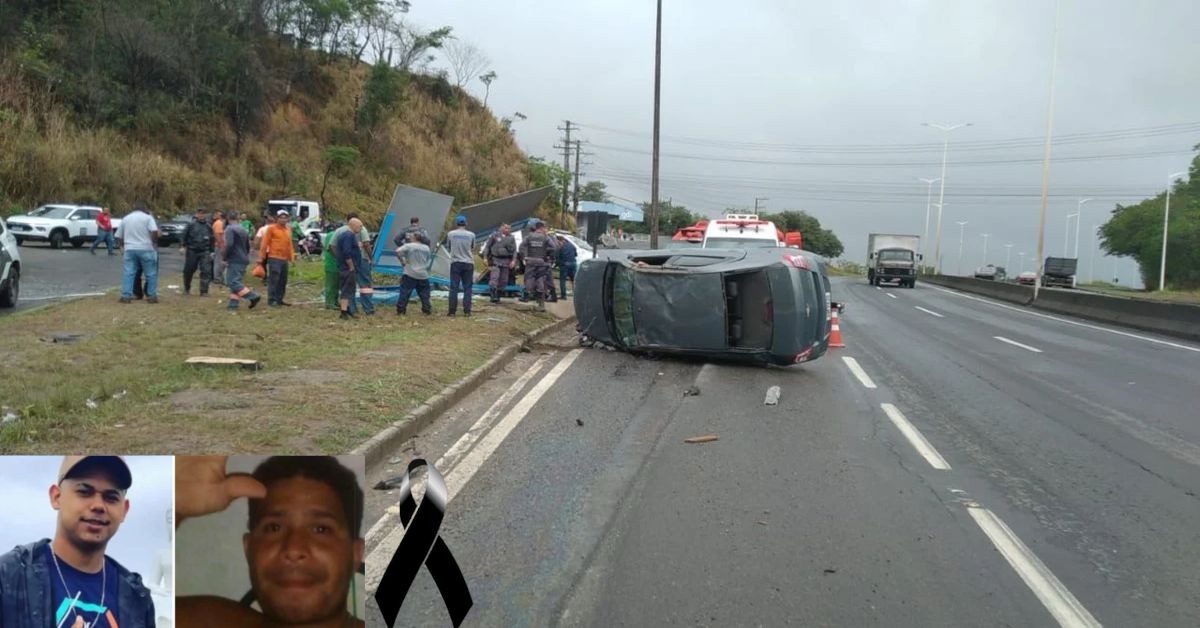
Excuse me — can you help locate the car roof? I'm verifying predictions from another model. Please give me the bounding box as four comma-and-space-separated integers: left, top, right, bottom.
601, 247, 826, 274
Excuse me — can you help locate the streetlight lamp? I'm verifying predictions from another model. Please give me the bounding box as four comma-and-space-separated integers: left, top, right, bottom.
923, 122, 971, 274
918, 177, 940, 268
1064, 212, 1078, 257
1073, 197, 1093, 258
981, 233, 990, 266
1032, 0, 1064, 301
1159, 171, 1188, 291
956, 220, 969, 275
1004, 243, 1013, 272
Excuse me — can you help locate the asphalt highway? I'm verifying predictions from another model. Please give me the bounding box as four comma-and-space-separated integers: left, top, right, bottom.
357, 276, 1199, 626
3, 243, 188, 313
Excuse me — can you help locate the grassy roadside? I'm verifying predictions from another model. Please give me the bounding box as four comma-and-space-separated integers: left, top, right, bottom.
1078, 281, 1200, 305
0, 260, 551, 454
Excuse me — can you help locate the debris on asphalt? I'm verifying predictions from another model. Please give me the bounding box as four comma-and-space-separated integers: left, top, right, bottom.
823, 568, 837, 574
684, 434, 719, 444
756, 520, 769, 526
575, 418, 584, 426
373, 476, 405, 490
683, 386, 700, 397
764, 385, 781, 405
85, 398, 98, 409
112, 390, 127, 400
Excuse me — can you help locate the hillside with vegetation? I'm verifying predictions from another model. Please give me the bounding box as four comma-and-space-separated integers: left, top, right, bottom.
0, 0, 541, 225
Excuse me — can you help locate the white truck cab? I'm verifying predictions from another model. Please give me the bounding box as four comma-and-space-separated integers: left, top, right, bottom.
702, 213, 782, 249
266, 199, 322, 235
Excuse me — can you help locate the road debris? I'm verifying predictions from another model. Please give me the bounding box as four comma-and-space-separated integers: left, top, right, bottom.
756, 520, 769, 526
823, 568, 837, 574
185, 356, 261, 370
112, 390, 128, 400
764, 385, 781, 405
85, 398, 98, 409
575, 418, 584, 427
683, 386, 700, 397
684, 434, 719, 444
41, 333, 86, 344
1, 408, 17, 424
388, 457, 403, 464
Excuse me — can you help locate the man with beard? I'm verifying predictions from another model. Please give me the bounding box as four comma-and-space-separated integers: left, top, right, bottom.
175, 456, 365, 628
0, 456, 156, 628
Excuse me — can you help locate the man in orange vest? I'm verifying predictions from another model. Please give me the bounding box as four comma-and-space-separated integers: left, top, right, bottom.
260, 210, 296, 306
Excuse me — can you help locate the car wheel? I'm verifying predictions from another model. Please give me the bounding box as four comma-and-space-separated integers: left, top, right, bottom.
0, 266, 18, 308
49, 230, 65, 249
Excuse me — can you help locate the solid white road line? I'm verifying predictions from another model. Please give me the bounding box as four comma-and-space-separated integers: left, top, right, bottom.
22, 292, 107, 301
887, 293, 897, 299
841, 356, 877, 389
928, 284, 1200, 354
914, 306, 945, 318
994, 336, 1044, 353
967, 506, 1102, 628
363, 354, 554, 547
365, 349, 583, 593
880, 403, 951, 470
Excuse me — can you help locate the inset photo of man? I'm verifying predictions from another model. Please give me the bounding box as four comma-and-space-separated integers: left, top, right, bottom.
175, 455, 366, 628
0, 455, 175, 628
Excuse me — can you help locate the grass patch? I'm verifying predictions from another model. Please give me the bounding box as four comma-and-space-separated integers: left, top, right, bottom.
1079, 282, 1200, 304
0, 260, 551, 453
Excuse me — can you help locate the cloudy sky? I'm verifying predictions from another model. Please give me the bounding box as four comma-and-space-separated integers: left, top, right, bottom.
0, 456, 173, 583
416, 0, 1199, 285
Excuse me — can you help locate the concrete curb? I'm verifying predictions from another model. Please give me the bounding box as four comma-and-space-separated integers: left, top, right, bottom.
351, 314, 578, 468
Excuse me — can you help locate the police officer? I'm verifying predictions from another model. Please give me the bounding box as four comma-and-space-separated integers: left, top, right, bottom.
180, 207, 215, 296
484, 223, 517, 303
519, 220, 556, 311
393, 216, 431, 247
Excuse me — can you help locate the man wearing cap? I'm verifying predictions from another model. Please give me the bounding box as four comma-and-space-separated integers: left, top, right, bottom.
0, 456, 157, 628
393, 216, 430, 248
444, 214, 476, 317
260, 210, 296, 306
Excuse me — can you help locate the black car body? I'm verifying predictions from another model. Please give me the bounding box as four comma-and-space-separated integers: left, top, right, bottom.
574, 248, 835, 366
157, 214, 193, 246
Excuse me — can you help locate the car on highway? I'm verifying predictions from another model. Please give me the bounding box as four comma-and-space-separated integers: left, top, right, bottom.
1, 217, 21, 307
574, 247, 836, 366
5, 203, 120, 249
974, 264, 1007, 281
157, 213, 194, 246
1016, 271, 1037, 285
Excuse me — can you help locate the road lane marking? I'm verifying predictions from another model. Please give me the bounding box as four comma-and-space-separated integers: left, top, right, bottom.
927, 284, 1200, 353
887, 293, 897, 299
365, 349, 583, 593
994, 336, 1043, 353
22, 292, 107, 301
880, 403, 951, 470
876, 286, 882, 290
967, 507, 1102, 628
363, 354, 553, 547
914, 306, 945, 318
841, 356, 877, 389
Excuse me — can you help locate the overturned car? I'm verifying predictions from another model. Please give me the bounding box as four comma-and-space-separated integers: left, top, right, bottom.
574, 248, 838, 366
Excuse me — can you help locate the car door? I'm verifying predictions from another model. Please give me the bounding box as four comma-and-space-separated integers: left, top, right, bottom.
69, 209, 97, 238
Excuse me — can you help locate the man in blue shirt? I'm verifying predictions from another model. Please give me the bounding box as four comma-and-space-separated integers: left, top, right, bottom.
333, 218, 365, 320
444, 214, 476, 317
555, 234, 578, 300
0, 456, 156, 628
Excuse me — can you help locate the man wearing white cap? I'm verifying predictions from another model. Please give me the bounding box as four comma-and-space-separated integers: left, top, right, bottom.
0, 456, 157, 628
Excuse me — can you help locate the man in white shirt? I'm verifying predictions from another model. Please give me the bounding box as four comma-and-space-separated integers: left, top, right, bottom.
116, 201, 161, 303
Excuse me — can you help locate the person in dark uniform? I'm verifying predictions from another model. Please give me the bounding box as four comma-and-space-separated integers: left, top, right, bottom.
180, 207, 215, 296
484, 223, 517, 304
518, 220, 556, 311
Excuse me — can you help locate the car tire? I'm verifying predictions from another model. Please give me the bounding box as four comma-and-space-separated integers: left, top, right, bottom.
49, 230, 65, 249
0, 266, 18, 308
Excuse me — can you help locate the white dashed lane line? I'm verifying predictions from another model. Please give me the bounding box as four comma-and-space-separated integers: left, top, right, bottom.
994, 336, 1044, 353
914, 306, 945, 318
887, 293, 897, 299
880, 403, 951, 470
841, 356, 877, 389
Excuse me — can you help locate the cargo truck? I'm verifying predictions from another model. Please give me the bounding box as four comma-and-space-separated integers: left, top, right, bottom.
1041, 256, 1077, 288
866, 233, 921, 287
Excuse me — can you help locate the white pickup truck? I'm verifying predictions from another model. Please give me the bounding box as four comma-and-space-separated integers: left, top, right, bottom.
5, 204, 122, 249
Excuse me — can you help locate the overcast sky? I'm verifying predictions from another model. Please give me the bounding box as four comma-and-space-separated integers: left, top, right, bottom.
416, 0, 1199, 285
0, 456, 173, 582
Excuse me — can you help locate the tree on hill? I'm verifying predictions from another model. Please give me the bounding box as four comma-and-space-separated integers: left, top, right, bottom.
759, 210, 844, 258
1100, 148, 1199, 290
579, 181, 609, 203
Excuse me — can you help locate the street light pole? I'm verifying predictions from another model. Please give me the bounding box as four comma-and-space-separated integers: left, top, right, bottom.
923, 123, 971, 274
1064, 212, 1078, 257
1073, 197, 1093, 258
1033, 0, 1063, 301
1004, 243, 1013, 272
918, 177, 939, 269
648, 0, 663, 249
956, 220, 968, 275
1159, 171, 1187, 291
981, 233, 990, 266
1089, 224, 1099, 283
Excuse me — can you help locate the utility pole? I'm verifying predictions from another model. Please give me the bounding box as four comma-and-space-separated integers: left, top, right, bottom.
554, 120, 575, 229
571, 139, 593, 221
1033, 0, 1063, 300
649, 0, 663, 249
754, 197, 769, 214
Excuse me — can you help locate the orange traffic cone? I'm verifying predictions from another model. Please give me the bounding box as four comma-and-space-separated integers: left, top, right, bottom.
828, 309, 846, 348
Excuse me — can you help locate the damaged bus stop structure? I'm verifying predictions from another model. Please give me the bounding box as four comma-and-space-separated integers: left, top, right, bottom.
368, 184, 554, 304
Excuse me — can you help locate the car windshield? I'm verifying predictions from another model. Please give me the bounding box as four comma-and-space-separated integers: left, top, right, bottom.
172, 214, 193, 222
879, 250, 913, 261
29, 206, 74, 219
610, 265, 637, 347
704, 237, 777, 249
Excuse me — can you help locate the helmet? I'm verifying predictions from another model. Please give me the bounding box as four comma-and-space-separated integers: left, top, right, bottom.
455, 214, 467, 226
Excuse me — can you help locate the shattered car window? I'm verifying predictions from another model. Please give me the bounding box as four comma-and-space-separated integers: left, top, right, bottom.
611, 265, 637, 347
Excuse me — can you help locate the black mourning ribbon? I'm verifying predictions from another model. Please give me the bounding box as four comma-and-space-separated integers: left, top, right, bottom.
375, 458, 473, 627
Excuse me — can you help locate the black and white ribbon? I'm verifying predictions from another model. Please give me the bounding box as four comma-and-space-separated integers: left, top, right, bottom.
375, 459, 473, 627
